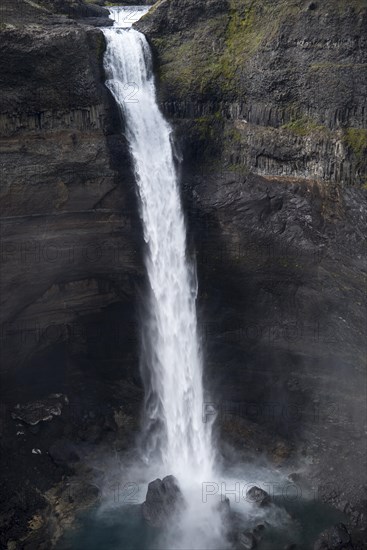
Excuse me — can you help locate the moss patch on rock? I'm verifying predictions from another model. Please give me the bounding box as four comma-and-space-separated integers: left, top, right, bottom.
151, 0, 302, 100
153, 14, 228, 98
281, 117, 329, 137
343, 128, 367, 160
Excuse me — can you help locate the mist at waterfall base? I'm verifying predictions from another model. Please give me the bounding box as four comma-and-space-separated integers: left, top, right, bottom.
56, 453, 345, 550
57, 7, 346, 550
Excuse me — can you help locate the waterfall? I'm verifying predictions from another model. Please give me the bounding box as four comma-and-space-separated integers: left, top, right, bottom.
102, 8, 214, 489
99, 9, 281, 550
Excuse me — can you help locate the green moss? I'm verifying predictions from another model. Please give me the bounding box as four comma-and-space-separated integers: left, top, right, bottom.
219, 0, 302, 89
153, 0, 300, 100
226, 162, 250, 176
281, 117, 328, 137
153, 15, 229, 97
151, 0, 367, 103
96, 32, 106, 61
194, 112, 224, 140
343, 129, 367, 160
225, 126, 243, 143
221, 2, 263, 83
148, 0, 366, 187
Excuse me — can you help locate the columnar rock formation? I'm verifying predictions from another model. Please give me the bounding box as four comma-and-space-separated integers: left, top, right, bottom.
1, 1, 142, 389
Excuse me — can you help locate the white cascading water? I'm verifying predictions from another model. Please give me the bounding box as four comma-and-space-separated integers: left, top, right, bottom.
98, 9, 289, 550
102, 6, 216, 506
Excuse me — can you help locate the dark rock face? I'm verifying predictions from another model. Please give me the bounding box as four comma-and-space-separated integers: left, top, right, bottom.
138, 0, 367, 530
246, 486, 271, 507
0, 0, 112, 26
0, 1, 145, 547
11, 394, 67, 425
238, 530, 257, 549
189, 158, 367, 527
0, 2, 143, 379
142, 475, 185, 527
48, 438, 80, 465
313, 523, 354, 550
229, 516, 267, 549
137, 0, 367, 186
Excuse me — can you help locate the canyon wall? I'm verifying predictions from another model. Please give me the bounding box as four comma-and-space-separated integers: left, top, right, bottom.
0, 2, 145, 546
0, 0, 366, 546
137, 0, 367, 527
138, 0, 367, 186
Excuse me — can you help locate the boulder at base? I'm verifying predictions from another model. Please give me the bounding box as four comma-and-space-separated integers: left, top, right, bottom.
142, 475, 184, 527
245, 486, 271, 507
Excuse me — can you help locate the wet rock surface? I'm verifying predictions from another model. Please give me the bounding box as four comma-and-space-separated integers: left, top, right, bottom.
232, 522, 268, 549
246, 486, 271, 508
142, 475, 185, 528
238, 530, 257, 549
11, 394, 68, 425
218, 495, 231, 519
313, 523, 354, 550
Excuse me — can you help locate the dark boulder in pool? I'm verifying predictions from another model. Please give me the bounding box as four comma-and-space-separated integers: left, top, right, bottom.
313, 523, 354, 549
245, 486, 271, 507
142, 475, 185, 527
